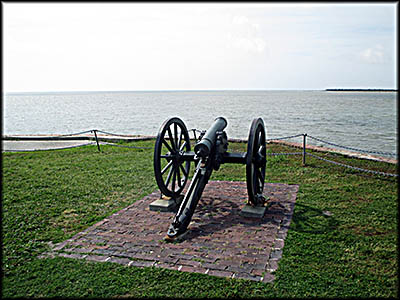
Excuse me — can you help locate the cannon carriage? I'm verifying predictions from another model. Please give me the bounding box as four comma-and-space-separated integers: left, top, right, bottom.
153, 116, 267, 240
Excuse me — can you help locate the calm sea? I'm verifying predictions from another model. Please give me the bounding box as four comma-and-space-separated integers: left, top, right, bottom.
3, 90, 397, 156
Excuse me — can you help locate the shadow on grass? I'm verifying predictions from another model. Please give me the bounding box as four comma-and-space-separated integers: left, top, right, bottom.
289, 203, 339, 234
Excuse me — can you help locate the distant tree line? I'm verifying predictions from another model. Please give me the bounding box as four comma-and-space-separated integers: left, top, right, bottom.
326, 88, 397, 92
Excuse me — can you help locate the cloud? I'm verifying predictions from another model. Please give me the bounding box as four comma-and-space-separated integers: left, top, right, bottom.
230, 36, 266, 53
228, 15, 266, 53
3, 3, 396, 91
360, 45, 385, 64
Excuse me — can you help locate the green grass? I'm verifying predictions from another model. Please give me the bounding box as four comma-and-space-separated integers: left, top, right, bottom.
2, 141, 398, 298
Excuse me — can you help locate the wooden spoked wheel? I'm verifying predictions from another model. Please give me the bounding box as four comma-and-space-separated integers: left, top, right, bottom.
154, 117, 191, 198
246, 118, 267, 206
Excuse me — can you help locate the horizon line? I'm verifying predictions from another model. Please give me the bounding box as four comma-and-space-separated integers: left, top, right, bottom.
4, 88, 397, 95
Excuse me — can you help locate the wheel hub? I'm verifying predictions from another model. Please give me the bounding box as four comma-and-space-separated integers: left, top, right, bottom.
172, 151, 184, 164
253, 152, 265, 166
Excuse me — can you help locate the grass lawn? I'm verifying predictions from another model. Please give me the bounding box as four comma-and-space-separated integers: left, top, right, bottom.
1, 140, 398, 298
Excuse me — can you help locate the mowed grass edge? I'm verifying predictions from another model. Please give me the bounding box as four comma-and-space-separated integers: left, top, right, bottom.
1, 141, 398, 297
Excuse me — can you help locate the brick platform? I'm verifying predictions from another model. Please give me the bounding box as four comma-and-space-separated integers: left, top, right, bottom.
42, 181, 299, 283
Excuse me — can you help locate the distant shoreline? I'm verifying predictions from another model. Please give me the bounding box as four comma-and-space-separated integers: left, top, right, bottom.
326, 89, 397, 92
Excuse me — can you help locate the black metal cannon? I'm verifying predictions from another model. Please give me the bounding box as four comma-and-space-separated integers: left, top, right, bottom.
153, 117, 267, 240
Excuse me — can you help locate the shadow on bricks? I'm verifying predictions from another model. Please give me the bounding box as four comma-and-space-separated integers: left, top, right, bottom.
42, 181, 299, 283
183, 196, 277, 242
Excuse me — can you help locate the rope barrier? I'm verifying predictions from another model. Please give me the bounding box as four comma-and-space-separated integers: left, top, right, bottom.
4, 142, 97, 152
307, 135, 396, 157
307, 153, 398, 177
22, 130, 95, 140
99, 141, 152, 150
57, 130, 94, 137
3, 129, 397, 179
266, 134, 304, 141
267, 152, 303, 156
95, 130, 139, 138
5, 130, 395, 157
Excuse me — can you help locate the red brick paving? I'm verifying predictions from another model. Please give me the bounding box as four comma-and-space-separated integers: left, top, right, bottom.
43, 181, 298, 283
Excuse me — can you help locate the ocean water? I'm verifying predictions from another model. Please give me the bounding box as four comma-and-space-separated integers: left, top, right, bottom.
3, 90, 397, 156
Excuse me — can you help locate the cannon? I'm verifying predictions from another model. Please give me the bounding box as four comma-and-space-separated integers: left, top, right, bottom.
153, 116, 267, 240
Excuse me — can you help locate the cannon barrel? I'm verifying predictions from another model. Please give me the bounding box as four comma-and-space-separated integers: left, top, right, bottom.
194, 117, 227, 158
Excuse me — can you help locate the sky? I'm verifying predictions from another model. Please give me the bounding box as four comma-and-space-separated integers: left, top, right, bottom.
3, 2, 397, 92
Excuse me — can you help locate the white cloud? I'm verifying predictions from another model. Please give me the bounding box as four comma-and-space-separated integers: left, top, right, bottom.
360, 45, 385, 64
228, 15, 267, 53
2, 3, 396, 91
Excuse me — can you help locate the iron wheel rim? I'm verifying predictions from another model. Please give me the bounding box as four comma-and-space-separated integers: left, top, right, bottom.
154, 117, 191, 198
246, 118, 266, 206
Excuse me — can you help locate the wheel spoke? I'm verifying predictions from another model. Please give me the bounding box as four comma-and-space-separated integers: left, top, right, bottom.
256, 167, 265, 182
177, 129, 183, 150
254, 168, 263, 193
256, 150, 265, 165
161, 160, 173, 175
162, 138, 174, 153
176, 165, 182, 188
180, 141, 187, 151
179, 163, 188, 178
253, 171, 258, 195
171, 167, 176, 192
174, 123, 179, 151
167, 126, 176, 151
253, 136, 260, 156
165, 167, 174, 187
261, 144, 265, 154
257, 173, 264, 192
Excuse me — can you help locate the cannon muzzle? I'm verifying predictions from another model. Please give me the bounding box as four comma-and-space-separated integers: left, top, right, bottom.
194, 117, 227, 158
